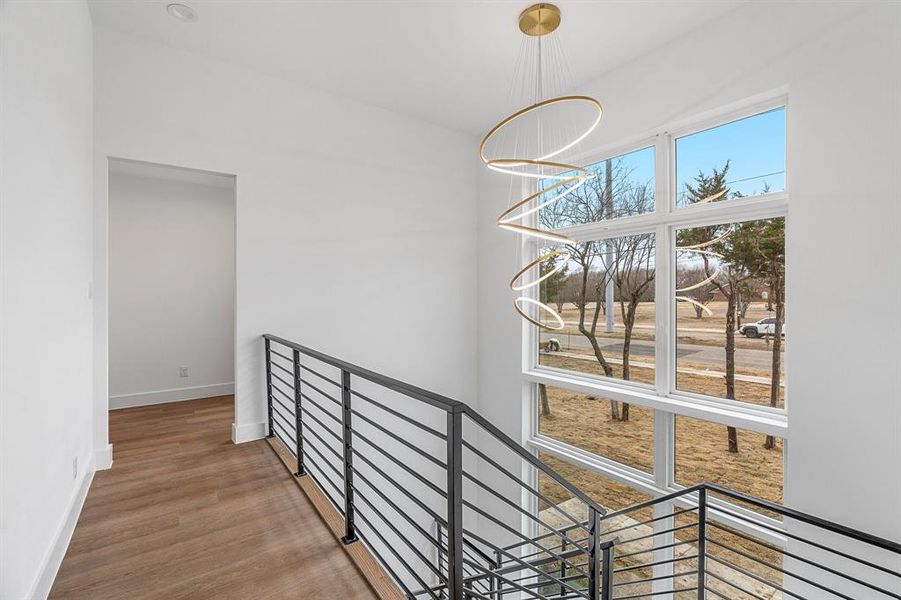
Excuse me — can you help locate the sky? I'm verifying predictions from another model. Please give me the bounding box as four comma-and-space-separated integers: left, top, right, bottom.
574, 106, 786, 209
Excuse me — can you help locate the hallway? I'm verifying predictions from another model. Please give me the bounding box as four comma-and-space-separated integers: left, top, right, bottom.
50, 396, 377, 599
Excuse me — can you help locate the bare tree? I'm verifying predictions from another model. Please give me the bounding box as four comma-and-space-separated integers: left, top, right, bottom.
731, 218, 785, 449
541, 157, 654, 422
679, 162, 751, 453
608, 186, 655, 421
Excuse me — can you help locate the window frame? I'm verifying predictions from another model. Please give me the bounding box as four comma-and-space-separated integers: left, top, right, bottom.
524, 92, 790, 550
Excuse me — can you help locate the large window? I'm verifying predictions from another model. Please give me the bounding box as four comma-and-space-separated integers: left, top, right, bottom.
527, 98, 788, 553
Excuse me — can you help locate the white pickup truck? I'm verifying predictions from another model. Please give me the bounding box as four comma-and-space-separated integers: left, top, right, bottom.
739, 317, 786, 338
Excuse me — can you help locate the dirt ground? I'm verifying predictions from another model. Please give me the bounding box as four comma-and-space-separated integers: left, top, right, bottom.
537, 385, 784, 506
540, 354, 784, 409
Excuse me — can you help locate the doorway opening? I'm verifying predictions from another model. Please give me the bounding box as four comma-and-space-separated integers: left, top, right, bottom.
107, 158, 236, 421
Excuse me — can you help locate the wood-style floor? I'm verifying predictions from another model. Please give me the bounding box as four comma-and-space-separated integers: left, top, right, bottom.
50, 396, 378, 599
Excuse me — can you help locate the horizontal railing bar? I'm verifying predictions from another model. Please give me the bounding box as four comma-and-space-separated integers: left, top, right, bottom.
350, 452, 447, 527
463, 409, 608, 518
351, 489, 447, 583
264, 334, 464, 412
436, 524, 500, 568
612, 570, 697, 588
351, 437, 447, 499
303, 462, 346, 513
298, 362, 341, 389
350, 512, 417, 599
298, 440, 345, 495
272, 427, 296, 452
711, 536, 897, 600
707, 520, 901, 598
506, 505, 697, 557
351, 407, 447, 469
299, 401, 343, 442
268, 347, 294, 363
353, 505, 441, 600
601, 485, 703, 523
611, 523, 698, 547
604, 506, 698, 539
350, 469, 444, 550
301, 458, 346, 512
271, 395, 296, 419
462, 472, 589, 555
350, 388, 447, 440
299, 427, 343, 468
272, 409, 296, 434
270, 359, 294, 378
298, 376, 341, 407
707, 503, 901, 578
706, 554, 808, 600
612, 554, 697, 574
270, 370, 294, 391
299, 391, 342, 426
705, 483, 901, 554
613, 587, 698, 600
463, 441, 588, 535
462, 559, 564, 600
516, 538, 587, 564
271, 381, 296, 405
272, 421, 296, 444
461, 499, 587, 576
615, 538, 697, 561
462, 528, 588, 598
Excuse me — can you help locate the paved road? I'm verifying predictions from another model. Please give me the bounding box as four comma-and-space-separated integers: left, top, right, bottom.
539, 332, 776, 372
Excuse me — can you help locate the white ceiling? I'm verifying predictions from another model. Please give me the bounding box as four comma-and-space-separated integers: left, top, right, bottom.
109, 157, 235, 188
88, 1, 745, 134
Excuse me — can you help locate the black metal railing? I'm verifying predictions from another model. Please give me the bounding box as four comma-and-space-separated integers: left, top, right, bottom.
262, 334, 901, 600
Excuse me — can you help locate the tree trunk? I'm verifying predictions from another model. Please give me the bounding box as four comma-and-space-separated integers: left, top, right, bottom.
539, 383, 551, 418
619, 299, 638, 422
727, 426, 739, 454
764, 276, 784, 449
725, 291, 739, 453
576, 256, 615, 378
610, 400, 620, 421
693, 302, 705, 319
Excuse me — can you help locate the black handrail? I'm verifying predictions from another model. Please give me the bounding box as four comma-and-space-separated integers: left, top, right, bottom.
264, 334, 464, 412
262, 333, 901, 600
264, 333, 611, 520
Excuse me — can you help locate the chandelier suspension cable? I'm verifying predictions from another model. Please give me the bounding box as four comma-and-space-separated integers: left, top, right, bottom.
482, 3, 603, 331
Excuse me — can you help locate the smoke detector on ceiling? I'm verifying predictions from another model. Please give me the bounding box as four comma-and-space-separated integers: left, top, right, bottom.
166, 3, 197, 23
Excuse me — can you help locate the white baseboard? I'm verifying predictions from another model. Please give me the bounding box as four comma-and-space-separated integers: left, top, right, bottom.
29, 452, 96, 600
109, 382, 234, 410
232, 421, 267, 444
94, 443, 114, 470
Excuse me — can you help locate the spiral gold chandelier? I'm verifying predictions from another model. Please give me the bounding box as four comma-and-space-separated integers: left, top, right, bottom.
480, 3, 603, 331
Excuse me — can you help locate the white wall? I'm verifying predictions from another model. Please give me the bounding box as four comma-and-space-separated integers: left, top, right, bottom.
108, 168, 235, 408
92, 27, 479, 448
477, 0, 901, 543
0, 1, 95, 598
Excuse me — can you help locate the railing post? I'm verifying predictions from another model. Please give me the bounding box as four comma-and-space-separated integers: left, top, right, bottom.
446, 408, 464, 600
588, 506, 600, 600
292, 349, 305, 477
560, 537, 567, 597
697, 487, 708, 599
264, 338, 274, 438
340, 369, 358, 544
600, 539, 614, 600
494, 549, 502, 599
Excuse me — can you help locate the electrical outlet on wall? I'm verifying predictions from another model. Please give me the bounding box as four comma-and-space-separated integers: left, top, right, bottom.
179, 366, 189, 378
73, 456, 78, 480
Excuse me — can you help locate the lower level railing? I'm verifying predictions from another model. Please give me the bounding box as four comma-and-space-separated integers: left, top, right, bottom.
262, 334, 901, 600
